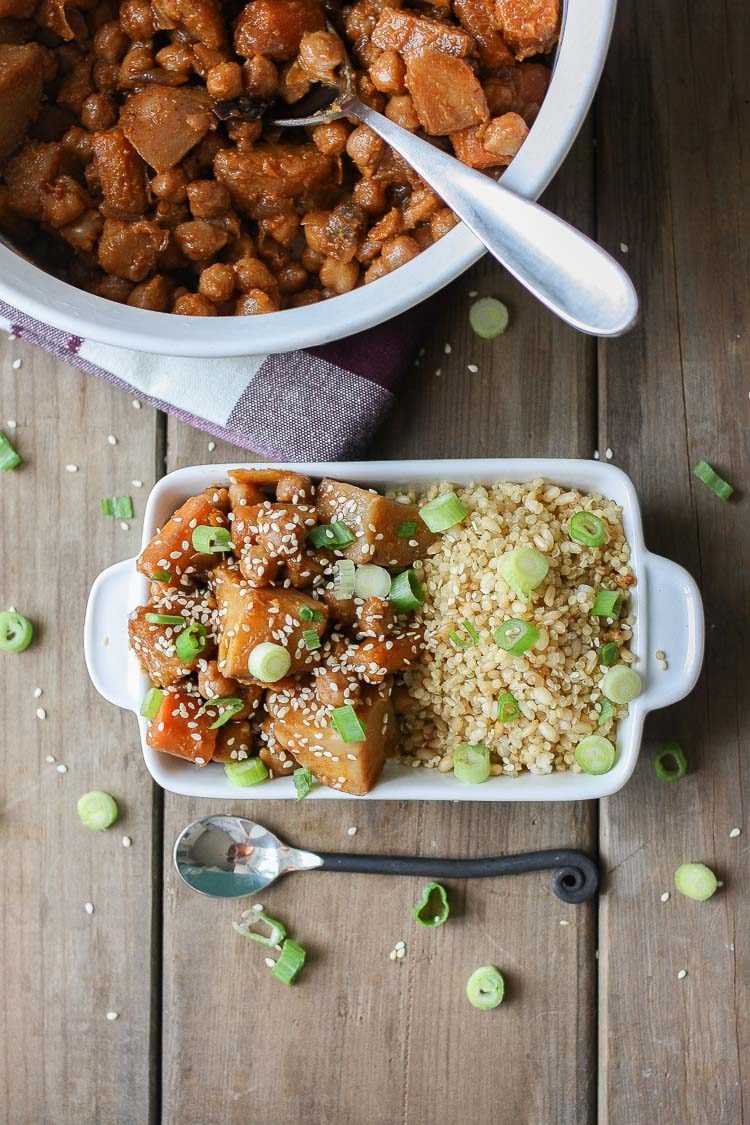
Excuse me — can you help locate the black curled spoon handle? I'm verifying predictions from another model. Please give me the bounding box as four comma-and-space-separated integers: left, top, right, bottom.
315, 848, 598, 905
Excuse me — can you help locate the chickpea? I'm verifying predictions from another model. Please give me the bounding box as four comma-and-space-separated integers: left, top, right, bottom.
242, 55, 278, 98
311, 120, 350, 157
198, 262, 236, 303
92, 60, 120, 92
403, 184, 441, 227
302, 210, 330, 255
93, 20, 129, 62
155, 43, 194, 75
186, 180, 230, 219
119, 0, 154, 40
225, 119, 262, 150
95, 275, 134, 303
346, 124, 385, 177
381, 235, 421, 273
127, 275, 172, 311
300, 245, 324, 273
151, 168, 187, 202
61, 126, 94, 165
369, 49, 406, 95
275, 262, 308, 295
222, 232, 256, 262
277, 60, 309, 104
430, 207, 458, 241
384, 94, 419, 132
289, 289, 322, 307
356, 74, 385, 112
352, 177, 387, 216
364, 257, 387, 284
233, 256, 277, 296
319, 257, 359, 295
174, 221, 229, 261
206, 60, 243, 99
235, 289, 279, 315
80, 92, 117, 132
173, 292, 217, 315
297, 30, 345, 81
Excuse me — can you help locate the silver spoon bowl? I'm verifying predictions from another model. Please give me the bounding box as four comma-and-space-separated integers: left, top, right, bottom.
174, 815, 599, 904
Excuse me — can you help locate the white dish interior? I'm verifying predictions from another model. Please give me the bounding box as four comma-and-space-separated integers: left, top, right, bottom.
85, 459, 704, 801
0, 1, 617, 357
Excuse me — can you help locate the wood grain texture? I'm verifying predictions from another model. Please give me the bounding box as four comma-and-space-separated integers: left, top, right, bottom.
160, 129, 598, 1125
0, 340, 161, 1123
596, 0, 749, 1121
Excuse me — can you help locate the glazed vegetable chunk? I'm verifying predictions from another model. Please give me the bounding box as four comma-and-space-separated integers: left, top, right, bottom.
213, 565, 328, 680
129, 605, 195, 686
316, 479, 437, 567
146, 688, 218, 763
214, 144, 335, 216
0, 44, 45, 163
212, 719, 254, 762
120, 87, 215, 174
137, 492, 229, 584
454, 0, 514, 68
234, 0, 325, 61
371, 9, 474, 57
495, 0, 560, 60
405, 51, 489, 135
92, 128, 150, 217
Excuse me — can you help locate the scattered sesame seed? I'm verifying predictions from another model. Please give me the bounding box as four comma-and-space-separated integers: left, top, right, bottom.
106, 1011, 119, 1021
593, 450, 600, 460
6, 418, 17, 429
132, 400, 141, 410
12, 358, 22, 370
467, 364, 479, 373
468, 290, 478, 298
264, 957, 275, 969
45, 754, 56, 763
660, 892, 670, 902
559, 919, 570, 926
605, 448, 614, 460
252, 903, 264, 913
677, 969, 687, 981
56, 764, 67, 774
132, 479, 143, 488
84, 902, 94, 915
444, 343, 452, 354
620, 242, 629, 253
347, 826, 358, 836
394, 940, 405, 951
34, 687, 42, 698
65, 464, 78, 473
389, 950, 397, 961
36, 707, 47, 720
729, 827, 741, 838
207, 441, 216, 452
396, 948, 406, 959
107, 434, 117, 445
655, 650, 666, 660
122, 835, 132, 848
120, 521, 129, 531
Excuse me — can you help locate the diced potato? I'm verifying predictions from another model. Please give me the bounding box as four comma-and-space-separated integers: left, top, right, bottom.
372, 9, 474, 57
213, 565, 328, 680
137, 493, 229, 584
495, 0, 560, 60
270, 682, 396, 795
146, 687, 217, 764
406, 51, 489, 136
347, 627, 425, 684
128, 605, 199, 687
120, 87, 215, 174
316, 479, 437, 567
258, 740, 297, 778
212, 719, 254, 762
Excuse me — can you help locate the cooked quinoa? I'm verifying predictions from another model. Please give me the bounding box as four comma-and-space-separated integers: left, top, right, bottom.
390, 479, 636, 776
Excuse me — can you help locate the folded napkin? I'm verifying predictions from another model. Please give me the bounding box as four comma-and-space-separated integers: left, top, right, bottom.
0, 297, 425, 460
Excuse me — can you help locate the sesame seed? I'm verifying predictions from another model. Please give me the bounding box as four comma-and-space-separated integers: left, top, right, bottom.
84, 902, 94, 915
559, 919, 570, 926
122, 835, 132, 848
389, 950, 397, 961
620, 242, 629, 253
132, 399, 141, 409
605, 448, 613, 460
56, 764, 67, 774
34, 687, 42, 698
107, 434, 117, 445
347, 826, 358, 836
208, 441, 216, 452
729, 827, 741, 838
6, 418, 17, 429
264, 957, 275, 969
45, 754, 56, 763
106, 1011, 119, 1021
36, 707, 47, 720
444, 342, 452, 354
120, 521, 129, 531
660, 892, 670, 902
394, 941, 405, 951
396, 948, 406, 959
677, 969, 687, 981
132, 479, 143, 488
12, 358, 21, 370
467, 364, 479, 373
468, 289, 478, 298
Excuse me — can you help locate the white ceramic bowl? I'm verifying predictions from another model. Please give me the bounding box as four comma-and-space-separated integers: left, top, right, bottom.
0, 1, 616, 358
85, 458, 703, 801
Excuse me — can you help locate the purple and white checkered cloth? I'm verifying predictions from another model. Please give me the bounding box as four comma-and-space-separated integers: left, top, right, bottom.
0, 298, 426, 460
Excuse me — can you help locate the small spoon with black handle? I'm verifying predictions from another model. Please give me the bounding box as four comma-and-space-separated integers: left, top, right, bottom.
174, 815, 598, 904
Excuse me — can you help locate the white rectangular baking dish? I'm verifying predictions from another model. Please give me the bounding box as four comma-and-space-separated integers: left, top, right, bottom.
84, 459, 703, 801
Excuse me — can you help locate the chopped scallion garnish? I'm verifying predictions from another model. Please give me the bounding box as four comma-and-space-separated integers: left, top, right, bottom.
224, 757, 269, 787
574, 734, 615, 775
496, 691, 521, 723
693, 459, 734, 501
601, 665, 642, 704
569, 511, 606, 547
591, 589, 622, 618
145, 612, 184, 626
302, 628, 321, 652
413, 882, 450, 927
100, 495, 134, 519
353, 564, 392, 600
233, 911, 286, 947
299, 604, 324, 623
596, 697, 615, 726
674, 862, 720, 901
419, 491, 467, 533
206, 697, 244, 728
466, 965, 505, 1009
389, 569, 425, 613
654, 741, 687, 782
77, 790, 119, 831
453, 743, 490, 784
332, 558, 356, 600
150, 569, 172, 583
0, 609, 33, 653
308, 521, 355, 550
271, 938, 306, 985
293, 767, 315, 800
493, 618, 539, 657
599, 641, 619, 667
469, 296, 509, 340
330, 704, 366, 743
248, 642, 291, 683
498, 547, 549, 600
0, 431, 21, 471
191, 525, 231, 553
175, 621, 207, 663
396, 520, 418, 538
449, 619, 479, 649
140, 687, 164, 718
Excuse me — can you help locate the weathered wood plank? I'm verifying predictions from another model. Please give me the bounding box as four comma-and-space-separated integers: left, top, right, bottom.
597, 0, 749, 1120
161, 126, 598, 1125
0, 340, 161, 1123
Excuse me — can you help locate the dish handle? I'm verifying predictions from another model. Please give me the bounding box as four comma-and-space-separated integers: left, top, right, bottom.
84, 557, 138, 712
641, 552, 704, 711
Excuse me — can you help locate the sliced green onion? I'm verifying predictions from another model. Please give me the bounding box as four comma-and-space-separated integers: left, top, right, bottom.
100, 495, 134, 519
145, 612, 184, 626
354, 564, 392, 600
150, 569, 173, 583
332, 558, 356, 600
449, 619, 479, 650
498, 547, 549, 600
596, 697, 615, 727
453, 743, 490, 784
569, 511, 606, 547
693, 459, 734, 501
599, 641, 619, 667
419, 491, 467, 533
413, 882, 450, 928
497, 691, 521, 723
0, 431, 21, 471
233, 912, 286, 947
140, 687, 165, 718
248, 642, 291, 682
602, 665, 642, 704
575, 734, 616, 775
674, 862, 720, 901
469, 296, 509, 340
77, 790, 119, 831
302, 628, 321, 652
191, 524, 232, 553
224, 757, 269, 787
206, 697, 244, 728
294, 767, 315, 800
175, 621, 207, 663
271, 938, 306, 985
591, 589, 622, 618
466, 965, 505, 1010
654, 741, 687, 782
299, 604, 324, 623
396, 520, 418, 538
493, 618, 539, 657
0, 609, 33, 653
389, 569, 425, 613
308, 521, 355, 549
330, 704, 366, 743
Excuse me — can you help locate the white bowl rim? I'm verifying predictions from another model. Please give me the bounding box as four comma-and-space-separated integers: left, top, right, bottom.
0, 0, 617, 357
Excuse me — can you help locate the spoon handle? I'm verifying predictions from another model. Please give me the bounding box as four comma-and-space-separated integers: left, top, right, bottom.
316, 847, 597, 904
351, 97, 638, 338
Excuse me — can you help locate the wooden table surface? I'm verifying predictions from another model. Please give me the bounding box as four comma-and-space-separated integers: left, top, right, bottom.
1, 2, 748, 1122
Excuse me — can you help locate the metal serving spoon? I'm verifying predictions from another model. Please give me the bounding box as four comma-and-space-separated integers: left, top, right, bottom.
174, 815, 599, 904
270, 35, 638, 337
